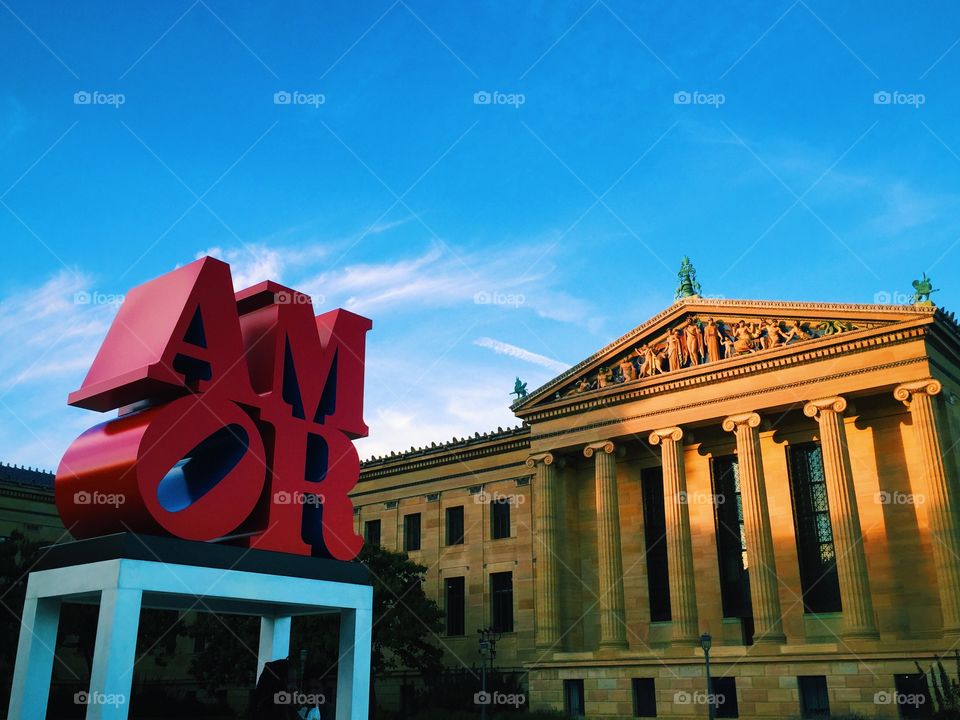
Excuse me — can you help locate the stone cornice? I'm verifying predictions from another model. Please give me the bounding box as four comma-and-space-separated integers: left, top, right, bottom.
0, 483, 55, 505
519, 322, 929, 423
353, 462, 529, 498
529, 355, 927, 445
360, 429, 531, 480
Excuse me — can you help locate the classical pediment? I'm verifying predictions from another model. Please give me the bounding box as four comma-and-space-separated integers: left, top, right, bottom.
513, 297, 939, 412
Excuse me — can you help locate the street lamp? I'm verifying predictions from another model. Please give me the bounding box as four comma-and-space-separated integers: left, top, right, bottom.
700, 632, 714, 720
477, 627, 502, 720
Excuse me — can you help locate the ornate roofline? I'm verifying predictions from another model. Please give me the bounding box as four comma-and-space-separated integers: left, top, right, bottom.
519, 321, 931, 422
359, 423, 530, 478
513, 298, 937, 411
0, 461, 55, 489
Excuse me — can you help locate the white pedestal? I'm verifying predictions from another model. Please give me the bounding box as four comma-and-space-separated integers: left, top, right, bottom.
7, 547, 373, 720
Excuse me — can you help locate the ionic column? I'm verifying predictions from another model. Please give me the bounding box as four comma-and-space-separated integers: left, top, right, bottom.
527, 452, 562, 649
649, 427, 699, 645
722, 412, 786, 644
803, 397, 878, 639
894, 379, 960, 636
584, 440, 628, 649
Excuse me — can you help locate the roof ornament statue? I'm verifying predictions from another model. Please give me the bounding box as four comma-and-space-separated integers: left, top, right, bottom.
675, 256, 702, 299
511, 377, 528, 400
911, 272, 938, 306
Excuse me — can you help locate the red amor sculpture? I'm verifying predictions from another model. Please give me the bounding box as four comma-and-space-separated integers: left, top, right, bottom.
54, 256, 371, 560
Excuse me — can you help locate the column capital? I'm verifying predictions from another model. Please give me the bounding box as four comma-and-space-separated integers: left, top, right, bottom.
803, 396, 847, 419
649, 427, 683, 445
525, 452, 556, 468
894, 378, 943, 406
583, 440, 615, 458
722, 412, 762, 433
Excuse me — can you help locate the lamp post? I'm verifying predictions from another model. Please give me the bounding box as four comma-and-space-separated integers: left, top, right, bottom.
478, 627, 502, 720
700, 632, 714, 720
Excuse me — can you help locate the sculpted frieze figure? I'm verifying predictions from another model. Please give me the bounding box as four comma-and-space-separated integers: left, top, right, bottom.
703, 317, 722, 363
683, 322, 704, 365
558, 311, 864, 399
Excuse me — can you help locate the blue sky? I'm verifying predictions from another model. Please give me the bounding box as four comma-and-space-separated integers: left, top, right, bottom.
1, 0, 959, 468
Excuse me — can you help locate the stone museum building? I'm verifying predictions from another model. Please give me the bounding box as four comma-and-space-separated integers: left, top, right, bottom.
355, 294, 960, 718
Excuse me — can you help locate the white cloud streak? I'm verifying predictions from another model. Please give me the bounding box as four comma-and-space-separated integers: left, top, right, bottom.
473, 336, 569, 373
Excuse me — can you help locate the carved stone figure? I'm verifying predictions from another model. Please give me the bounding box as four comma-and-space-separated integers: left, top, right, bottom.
637, 345, 662, 377
762, 319, 787, 349
683, 322, 704, 365
703, 317, 722, 362
782, 319, 810, 344
597, 367, 612, 389
574, 376, 591, 394
619, 356, 637, 382
666, 329, 686, 371
733, 321, 757, 355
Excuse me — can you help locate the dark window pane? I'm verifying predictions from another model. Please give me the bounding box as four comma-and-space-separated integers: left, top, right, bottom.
894, 673, 931, 718
364, 519, 380, 546
713, 676, 738, 718
492, 498, 511, 540
788, 442, 842, 613
563, 679, 585, 717
798, 676, 829, 718
491, 571, 513, 633
641, 466, 671, 622
712, 455, 752, 630
445, 576, 465, 636
404, 513, 421, 552
631, 678, 656, 717
446, 506, 464, 545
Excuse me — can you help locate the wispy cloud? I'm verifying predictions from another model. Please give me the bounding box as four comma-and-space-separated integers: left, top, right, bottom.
474, 336, 569, 373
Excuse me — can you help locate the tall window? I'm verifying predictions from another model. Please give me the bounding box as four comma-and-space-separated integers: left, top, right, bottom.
404, 513, 421, 552
491, 497, 511, 539
445, 576, 465, 636
490, 571, 513, 632
446, 506, 464, 545
641, 467, 671, 621
563, 679, 585, 718
798, 676, 830, 718
712, 456, 752, 627
713, 676, 739, 718
631, 678, 656, 717
788, 442, 842, 613
364, 519, 381, 546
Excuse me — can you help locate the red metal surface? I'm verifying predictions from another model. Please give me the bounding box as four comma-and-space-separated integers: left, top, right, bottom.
55, 257, 371, 559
